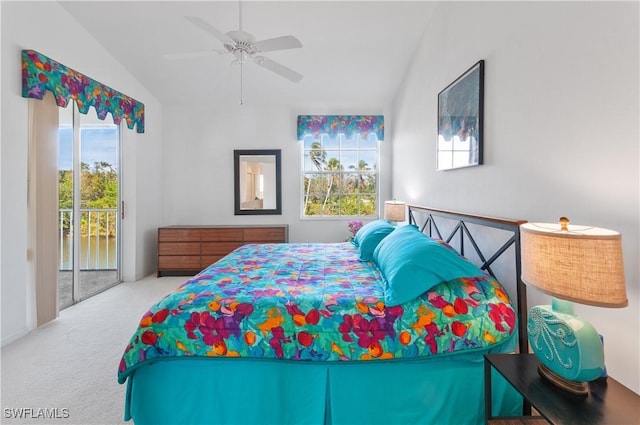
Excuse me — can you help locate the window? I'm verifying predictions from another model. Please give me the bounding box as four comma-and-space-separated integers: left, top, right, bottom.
302, 132, 379, 217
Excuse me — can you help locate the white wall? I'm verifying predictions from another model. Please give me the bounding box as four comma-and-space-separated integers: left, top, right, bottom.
392, 1, 639, 393
162, 103, 392, 243
0, 1, 164, 344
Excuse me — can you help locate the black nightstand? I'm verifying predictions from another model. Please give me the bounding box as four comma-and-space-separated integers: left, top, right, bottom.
484, 353, 640, 425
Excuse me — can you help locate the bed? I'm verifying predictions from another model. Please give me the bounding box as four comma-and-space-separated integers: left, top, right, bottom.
118, 206, 529, 425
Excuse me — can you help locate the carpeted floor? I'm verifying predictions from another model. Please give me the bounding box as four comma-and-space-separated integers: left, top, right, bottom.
1, 274, 185, 425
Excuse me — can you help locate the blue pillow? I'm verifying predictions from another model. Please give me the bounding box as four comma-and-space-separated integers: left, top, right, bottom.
373, 225, 485, 306
352, 220, 395, 261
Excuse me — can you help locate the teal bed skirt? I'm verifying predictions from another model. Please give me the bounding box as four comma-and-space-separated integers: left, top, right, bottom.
125, 352, 521, 425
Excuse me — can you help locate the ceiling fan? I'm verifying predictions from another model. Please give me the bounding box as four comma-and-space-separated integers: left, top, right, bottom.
164, 2, 303, 104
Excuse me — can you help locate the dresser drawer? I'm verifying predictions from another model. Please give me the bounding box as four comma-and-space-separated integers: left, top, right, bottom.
159, 242, 200, 256
159, 228, 200, 242
244, 227, 286, 242
158, 255, 201, 270
201, 241, 243, 256
201, 228, 244, 242
201, 256, 226, 268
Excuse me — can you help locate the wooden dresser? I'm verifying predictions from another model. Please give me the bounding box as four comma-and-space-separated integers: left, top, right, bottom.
157, 225, 288, 277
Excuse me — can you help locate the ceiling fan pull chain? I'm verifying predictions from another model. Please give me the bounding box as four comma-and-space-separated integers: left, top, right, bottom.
239, 61, 244, 105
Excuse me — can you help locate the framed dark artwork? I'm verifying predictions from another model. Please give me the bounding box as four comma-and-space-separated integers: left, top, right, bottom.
437, 60, 484, 170
234, 149, 282, 215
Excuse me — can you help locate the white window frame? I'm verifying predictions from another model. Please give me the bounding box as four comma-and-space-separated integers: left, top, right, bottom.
300, 133, 380, 220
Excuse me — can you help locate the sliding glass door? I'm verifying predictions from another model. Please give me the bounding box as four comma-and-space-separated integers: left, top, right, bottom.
58, 102, 121, 309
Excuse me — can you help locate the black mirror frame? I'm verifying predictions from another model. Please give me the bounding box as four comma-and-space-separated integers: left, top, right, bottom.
234, 149, 282, 215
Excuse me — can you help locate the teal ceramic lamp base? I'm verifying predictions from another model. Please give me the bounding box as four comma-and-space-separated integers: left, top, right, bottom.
527, 298, 605, 396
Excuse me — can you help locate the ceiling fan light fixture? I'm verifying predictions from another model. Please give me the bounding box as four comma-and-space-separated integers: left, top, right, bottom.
233, 50, 249, 63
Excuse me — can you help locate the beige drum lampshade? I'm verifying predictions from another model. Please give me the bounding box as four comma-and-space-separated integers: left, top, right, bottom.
520, 219, 627, 308
384, 200, 406, 222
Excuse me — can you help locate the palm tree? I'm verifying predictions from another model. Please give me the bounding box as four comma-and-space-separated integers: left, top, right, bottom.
304, 141, 327, 214
349, 159, 371, 193
309, 141, 326, 170
321, 157, 342, 212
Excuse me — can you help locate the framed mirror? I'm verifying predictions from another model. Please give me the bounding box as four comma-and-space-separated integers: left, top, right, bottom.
234, 149, 282, 215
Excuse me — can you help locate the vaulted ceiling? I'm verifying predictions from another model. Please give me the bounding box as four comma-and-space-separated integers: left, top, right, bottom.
60, 1, 436, 108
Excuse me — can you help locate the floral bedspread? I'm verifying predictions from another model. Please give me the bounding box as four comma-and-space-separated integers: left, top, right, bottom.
118, 243, 516, 383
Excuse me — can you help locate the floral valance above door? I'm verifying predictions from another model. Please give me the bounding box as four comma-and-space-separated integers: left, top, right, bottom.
297, 115, 384, 140
22, 50, 145, 133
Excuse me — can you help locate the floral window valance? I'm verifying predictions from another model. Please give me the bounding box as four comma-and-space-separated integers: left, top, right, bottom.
297, 115, 384, 141
21, 50, 145, 133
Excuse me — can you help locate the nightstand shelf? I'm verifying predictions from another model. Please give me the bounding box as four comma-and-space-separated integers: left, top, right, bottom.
484, 353, 640, 425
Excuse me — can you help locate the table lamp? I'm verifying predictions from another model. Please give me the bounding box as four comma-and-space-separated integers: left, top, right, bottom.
384, 200, 406, 223
520, 218, 627, 395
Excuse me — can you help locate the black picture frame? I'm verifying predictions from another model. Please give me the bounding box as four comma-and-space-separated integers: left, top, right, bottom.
234, 149, 282, 215
437, 60, 484, 170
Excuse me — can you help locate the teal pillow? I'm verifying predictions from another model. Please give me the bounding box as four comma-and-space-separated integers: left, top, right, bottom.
352, 220, 395, 261
373, 225, 485, 306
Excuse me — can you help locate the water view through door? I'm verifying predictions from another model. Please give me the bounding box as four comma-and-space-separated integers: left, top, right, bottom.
58, 103, 120, 309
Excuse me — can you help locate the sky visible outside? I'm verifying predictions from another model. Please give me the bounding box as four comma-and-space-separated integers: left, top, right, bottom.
58, 127, 118, 170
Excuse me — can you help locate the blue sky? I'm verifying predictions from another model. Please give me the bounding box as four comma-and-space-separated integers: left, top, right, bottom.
58, 127, 118, 170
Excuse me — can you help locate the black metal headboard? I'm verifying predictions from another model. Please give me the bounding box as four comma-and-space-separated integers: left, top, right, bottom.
407, 205, 529, 353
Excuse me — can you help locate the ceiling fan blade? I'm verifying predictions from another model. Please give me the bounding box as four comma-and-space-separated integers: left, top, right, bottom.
185, 16, 234, 44
163, 50, 223, 60
253, 56, 303, 83
253, 35, 302, 53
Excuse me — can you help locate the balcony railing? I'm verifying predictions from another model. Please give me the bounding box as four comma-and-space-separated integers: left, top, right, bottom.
59, 208, 117, 271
